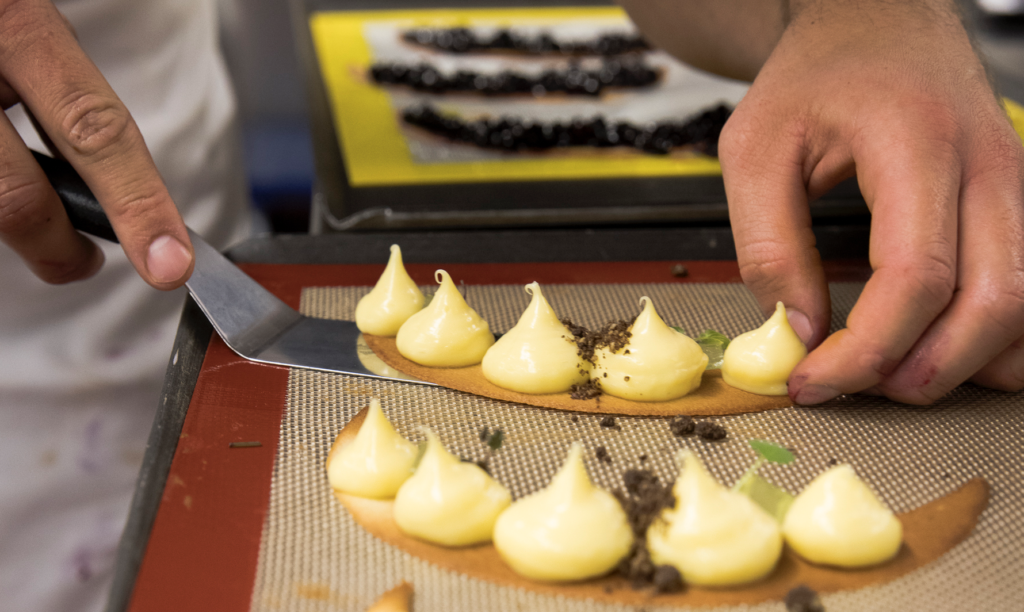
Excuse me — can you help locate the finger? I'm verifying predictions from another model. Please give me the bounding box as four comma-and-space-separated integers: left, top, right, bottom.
970, 336, 1024, 392
878, 130, 1024, 403
0, 110, 103, 283
0, 0, 193, 289
789, 127, 961, 405
719, 112, 830, 350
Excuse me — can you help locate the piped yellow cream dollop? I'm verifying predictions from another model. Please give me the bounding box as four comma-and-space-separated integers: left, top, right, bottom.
393, 429, 511, 547
782, 464, 903, 568
355, 245, 425, 337
647, 450, 782, 587
722, 301, 807, 396
327, 398, 417, 499
395, 270, 495, 367
482, 282, 589, 394
592, 297, 708, 401
492, 444, 632, 582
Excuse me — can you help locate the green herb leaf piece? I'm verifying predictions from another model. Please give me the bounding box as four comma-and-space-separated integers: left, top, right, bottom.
487, 429, 505, 451
673, 328, 731, 370
734, 471, 794, 523
749, 439, 795, 465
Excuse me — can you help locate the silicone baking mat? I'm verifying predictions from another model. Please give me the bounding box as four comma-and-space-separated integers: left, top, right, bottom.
249, 281, 1023, 611
309, 7, 1024, 189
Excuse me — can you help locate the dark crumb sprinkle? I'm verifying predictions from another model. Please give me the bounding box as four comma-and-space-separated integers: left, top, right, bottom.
560, 317, 634, 364
479, 427, 490, 442
614, 469, 677, 590
624, 375, 631, 381
603, 585, 614, 594
668, 415, 695, 437
670, 264, 689, 278
569, 379, 602, 400
785, 584, 825, 612
600, 415, 621, 430
571, 415, 579, 423
942, 472, 951, 479
596, 446, 612, 464
695, 420, 727, 441
639, 454, 648, 464
652, 565, 684, 593
827, 458, 838, 466
475, 459, 491, 475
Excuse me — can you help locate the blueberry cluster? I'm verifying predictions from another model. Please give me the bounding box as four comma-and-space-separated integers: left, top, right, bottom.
401, 103, 732, 156
370, 59, 659, 96
402, 27, 651, 56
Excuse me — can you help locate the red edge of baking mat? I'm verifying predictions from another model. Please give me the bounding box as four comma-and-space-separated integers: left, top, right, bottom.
126, 260, 870, 612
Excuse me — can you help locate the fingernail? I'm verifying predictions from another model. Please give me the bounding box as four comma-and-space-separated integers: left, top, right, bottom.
147, 235, 192, 284
794, 383, 840, 405
786, 308, 814, 346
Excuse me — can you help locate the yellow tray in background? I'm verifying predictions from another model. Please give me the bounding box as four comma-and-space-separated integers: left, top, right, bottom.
310, 8, 1024, 189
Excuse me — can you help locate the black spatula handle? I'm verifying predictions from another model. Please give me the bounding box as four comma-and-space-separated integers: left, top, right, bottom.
32, 150, 119, 243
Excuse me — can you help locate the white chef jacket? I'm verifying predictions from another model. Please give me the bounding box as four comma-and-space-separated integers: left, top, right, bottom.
0, 0, 251, 610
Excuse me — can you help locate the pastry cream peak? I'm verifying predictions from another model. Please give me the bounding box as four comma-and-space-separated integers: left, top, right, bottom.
355, 245, 425, 337
327, 398, 417, 499
782, 464, 903, 568
492, 444, 632, 582
481, 282, 589, 394
393, 429, 510, 547
395, 270, 495, 367
722, 301, 807, 396
647, 450, 782, 586
592, 296, 708, 401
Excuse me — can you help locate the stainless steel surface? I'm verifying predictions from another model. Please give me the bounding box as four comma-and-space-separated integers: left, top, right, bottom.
184, 229, 428, 384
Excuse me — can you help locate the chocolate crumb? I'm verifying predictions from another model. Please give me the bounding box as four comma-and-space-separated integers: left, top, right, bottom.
479, 427, 490, 443
669, 415, 695, 437
600, 416, 620, 430
614, 469, 676, 589
639, 454, 648, 463
785, 584, 825, 612
560, 317, 633, 364
475, 459, 491, 475
596, 446, 612, 464
695, 420, 727, 441
569, 379, 602, 400
624, 375, 631, 381
827, 458, 838, 466
603, 585, 614, 594
670, 264, 689, 278
942, 472, 951, 479
571, 415, 579, 423
652, 565, 684, 593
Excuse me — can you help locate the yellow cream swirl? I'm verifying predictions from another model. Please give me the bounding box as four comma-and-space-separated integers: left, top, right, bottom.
482, 282, 589, 394
782, 464, 903, 568
393, 429, 511, 547
492, 444, 632, 582
592, 297, 708, 401
647, 450, 782, 586
722, 301, 807, 395
355, 245, 425, 337
327, 398, 417, 499
395, 270, 495, 367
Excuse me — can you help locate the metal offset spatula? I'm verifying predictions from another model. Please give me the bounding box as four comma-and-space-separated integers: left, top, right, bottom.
35, 151, 426, 384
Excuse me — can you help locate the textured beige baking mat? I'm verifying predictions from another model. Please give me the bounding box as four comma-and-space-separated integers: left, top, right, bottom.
249, 282, 1024, 611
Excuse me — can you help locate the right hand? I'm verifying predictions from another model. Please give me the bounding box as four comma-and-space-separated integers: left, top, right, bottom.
0, 0, 193, 289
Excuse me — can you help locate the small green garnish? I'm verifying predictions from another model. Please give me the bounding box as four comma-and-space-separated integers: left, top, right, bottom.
487, 429, 505, 451
734, 472, 794, 522
749, 439, 795, 465
671, 327, 732, 369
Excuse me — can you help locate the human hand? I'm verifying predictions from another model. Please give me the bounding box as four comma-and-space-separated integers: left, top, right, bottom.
0, 0, 192, 288
718, 0, 1024, 404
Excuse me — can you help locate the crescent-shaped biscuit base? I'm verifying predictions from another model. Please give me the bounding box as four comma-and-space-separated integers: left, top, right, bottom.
363, 335, 793, 416
331, 409, 989, 607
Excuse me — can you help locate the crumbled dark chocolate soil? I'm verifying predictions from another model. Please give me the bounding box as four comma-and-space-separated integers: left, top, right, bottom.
600, 416, 619, 429
669, 415, 695, 437
569, 379, 602, 400
595, 446, 612, 464
560, 317, 634, 364
479, 427, 489, 443
614, 469, 678, 590
785, 584, 826, 612
570, 415, 579, 423
652, 565, 684, 593
695, 420, 727, 441
401, 27, 652, 56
